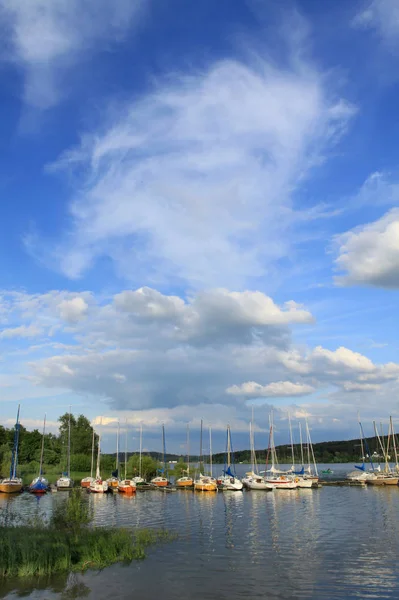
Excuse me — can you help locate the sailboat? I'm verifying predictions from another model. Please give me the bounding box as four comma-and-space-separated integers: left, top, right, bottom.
366, 419, 399, 485
132, 424, 146, 485
0, 405, 23, 494
347, 417, 374, 482
217, 425, 243, 491
89, 433, 108, 493
118, 426, 136, 493
287, 415, 312, 488
81, 427, 96, 488
176, 424, 194, 487
303, 418, 319, 483
29, 414, 49, 494
151, 425, 169, 487
107, 421, 120, 491
263, 413, 297, 489
194, 421, 217, 491
243, 411, 273, 490
56, 410, 74, 490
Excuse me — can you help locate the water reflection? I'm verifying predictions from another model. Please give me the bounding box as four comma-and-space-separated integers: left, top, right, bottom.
3, 481, 399, 599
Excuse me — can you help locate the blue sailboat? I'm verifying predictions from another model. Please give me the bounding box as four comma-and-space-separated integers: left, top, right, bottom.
0, 405, 23, 494
29, 415, 49, 494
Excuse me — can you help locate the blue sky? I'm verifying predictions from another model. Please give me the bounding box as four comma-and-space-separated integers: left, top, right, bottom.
0, 0, 399, 454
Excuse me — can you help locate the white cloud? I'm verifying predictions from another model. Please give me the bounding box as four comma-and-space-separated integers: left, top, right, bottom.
311, 346, 375, 373
226, 381, 315, 398
334, 209, 399, 288
35, 41, 354, 288
342, 382, 380, 392
0, 0, 144, 108
0, 324, 41, 339
58, 297, 88, 324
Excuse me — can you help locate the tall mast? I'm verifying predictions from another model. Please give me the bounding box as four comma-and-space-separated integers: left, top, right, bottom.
10, 404, 21, 479
186, 424, 190, 475
209, 426, 213, 478
249, 420, 254, 474
67, 407, 71, 478
139, 424, 143, 478
96, 434, 101, 479
90, 427, 95, 479
391, 417, 399, 472
162, 424, 166, 477
39, 414, 46, 477
199, 419, 203, 474
288, 412, 295, 470
358, 412, 365, 464
385, 420, 391, 474
374, 421, 384, 468
116, 421, 120, 475
124, 425, 128, 480
227, 424, 231, 468
306, 419, 318, 476
299, 422, 304, 467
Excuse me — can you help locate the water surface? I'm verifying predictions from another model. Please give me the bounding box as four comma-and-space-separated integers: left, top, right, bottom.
1, 463, 399, 599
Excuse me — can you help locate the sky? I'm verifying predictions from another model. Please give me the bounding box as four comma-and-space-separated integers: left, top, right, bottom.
0, 0, 399, 455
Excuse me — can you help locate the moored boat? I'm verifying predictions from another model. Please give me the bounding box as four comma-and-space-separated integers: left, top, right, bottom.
118, 479, 137, 493
90, 433, 108, 493
81, 427, 96, 488
30, 415, 49, 494
194, 475, 217, 492
0, 405, 23, 494
218, 425, 243, 491
176, 424, 193, 488
56, 409, 74, 490
242, 411, 273, 491
151, 425, 169, 487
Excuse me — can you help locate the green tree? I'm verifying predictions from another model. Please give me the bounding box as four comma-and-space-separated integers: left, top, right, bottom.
127, 454, 159, 480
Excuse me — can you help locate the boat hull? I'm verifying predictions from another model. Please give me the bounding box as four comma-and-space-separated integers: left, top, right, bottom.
151, 478, 169, 487
0, 482, 23, 494
29, 478, 49, 494
295, 477, 313, 488
194, 483, 217, 492
367, 476, 399, 486
90, 480, 109, 493
243, 476, 273, 490
176, 479, 193, 487
81, 478, 94, 488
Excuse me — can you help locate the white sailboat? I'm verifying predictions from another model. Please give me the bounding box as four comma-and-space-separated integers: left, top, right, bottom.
107, 421, 120, 491
218, 425, 243, 491
288, 416, 312, 488
243, 410, 273, 491
133, 424, 146, 485
0, 405, 23, 494
194, 420, 217, 492
176, 424, 193, 487
366, 419, 399, 485
303, 418, 319, 483
81, 427, 96, 488
56, 409, 74, 490
263, 413, 297, 489
90, 433, 108, 493
347, 416, 374, 482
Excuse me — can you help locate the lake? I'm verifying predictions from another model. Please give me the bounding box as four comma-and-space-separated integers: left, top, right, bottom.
1, 463, 399, 599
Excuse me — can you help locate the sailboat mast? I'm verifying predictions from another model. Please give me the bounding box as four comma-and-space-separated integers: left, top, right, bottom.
209, 426, 213, 478
227, 424, 231, 468
299, 422, 304, 467
249, 420, 254, 474
358, 413, 365, 464
162, 424, 166, 476
139, 424, 143, 478
39, 414, 46, 477
116, 421, 120, 474
96, 435, 101, 479
288, 412, 295, 469
124, 426, 127, 480
391, 417, 399, 472
90, 428, 95, 479
187, 424, 190, 475
10, 404, 21, 479
199, 419, 203, 473
306, 419, 318, 476
67, 408, 71, 478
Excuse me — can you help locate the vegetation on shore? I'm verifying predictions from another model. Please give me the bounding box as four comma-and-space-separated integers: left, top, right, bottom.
0, 490, 175, 579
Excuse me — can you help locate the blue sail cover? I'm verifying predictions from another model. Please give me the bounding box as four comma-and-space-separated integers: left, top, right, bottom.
223, 466, 234, 477
355, 463, 366, 471
293, 467, 305, 475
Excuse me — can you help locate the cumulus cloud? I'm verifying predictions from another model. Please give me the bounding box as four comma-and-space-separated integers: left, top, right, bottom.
58, 297, 89, 324
30, 34, 355, 288
0, 324, 41, 339
0, 0, 144, 108
226, 381, 315, 398
334, 209, 399, 288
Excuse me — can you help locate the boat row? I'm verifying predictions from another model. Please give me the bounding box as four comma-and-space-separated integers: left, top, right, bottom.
346, 416, 399, 485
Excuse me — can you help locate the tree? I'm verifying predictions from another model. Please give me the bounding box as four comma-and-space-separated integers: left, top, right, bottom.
127, 454, 159, 480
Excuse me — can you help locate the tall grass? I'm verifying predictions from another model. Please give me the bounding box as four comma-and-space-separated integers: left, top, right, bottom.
0, 489, 176, 578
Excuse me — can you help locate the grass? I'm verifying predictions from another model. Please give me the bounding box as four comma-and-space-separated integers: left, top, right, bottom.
0, 489, 176, 579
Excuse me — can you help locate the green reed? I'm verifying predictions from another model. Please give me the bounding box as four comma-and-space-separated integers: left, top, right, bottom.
0, 489, 175, 578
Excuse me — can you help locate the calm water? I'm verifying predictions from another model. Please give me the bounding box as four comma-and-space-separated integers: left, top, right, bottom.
2, 464, 399, 599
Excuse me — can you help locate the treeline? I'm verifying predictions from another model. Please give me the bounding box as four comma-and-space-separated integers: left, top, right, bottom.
213, 435, 388, 464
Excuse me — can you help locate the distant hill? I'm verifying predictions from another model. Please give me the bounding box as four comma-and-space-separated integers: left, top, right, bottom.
105, 433, 390, 465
